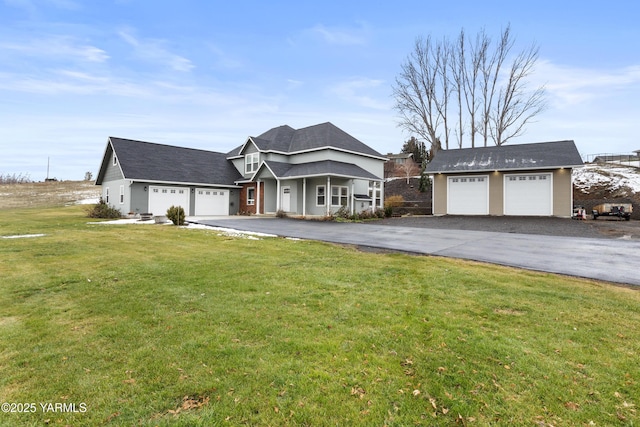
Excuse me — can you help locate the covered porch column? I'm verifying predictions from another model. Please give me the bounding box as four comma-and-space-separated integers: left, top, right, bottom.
302, 178, 307, 216
350, 180, 355, 215
371, 181, 377, 212
256, 180, 261, 215
276, 179, 281, 212
326, 176, 331, 216
379, 180, 384, 210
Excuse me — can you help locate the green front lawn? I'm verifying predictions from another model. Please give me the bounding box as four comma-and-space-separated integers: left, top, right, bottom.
0, 206, 638, 426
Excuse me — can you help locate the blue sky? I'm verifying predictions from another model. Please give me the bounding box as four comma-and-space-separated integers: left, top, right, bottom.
1, 0, 639, 181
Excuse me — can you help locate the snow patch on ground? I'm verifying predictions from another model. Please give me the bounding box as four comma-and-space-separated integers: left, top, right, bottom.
182, 222, 277, 239
75, 197, 100, 205
88, 218, 276, 239
573, 165, 640, 193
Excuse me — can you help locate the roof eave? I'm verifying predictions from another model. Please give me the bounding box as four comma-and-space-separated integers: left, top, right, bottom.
427, 164, 584, 174
126, 178, 241, 188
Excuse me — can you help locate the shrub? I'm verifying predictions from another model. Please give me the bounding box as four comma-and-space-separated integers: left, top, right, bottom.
86, 198, 121, 219
166, 205, 186, 225
384, 195, 404, 209
275, 209, 288, 218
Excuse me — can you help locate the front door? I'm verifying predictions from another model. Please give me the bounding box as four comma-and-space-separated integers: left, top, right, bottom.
281, 186, 291, 212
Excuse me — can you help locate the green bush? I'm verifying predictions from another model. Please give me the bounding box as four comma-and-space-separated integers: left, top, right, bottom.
166, 205, 185, 225
86, 198, 121, 219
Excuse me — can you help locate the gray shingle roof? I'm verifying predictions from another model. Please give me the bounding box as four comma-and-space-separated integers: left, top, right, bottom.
228, 122, 385, 158
424, 140, 583, 174
260, 160, 380, 180
105, 137, 243, 185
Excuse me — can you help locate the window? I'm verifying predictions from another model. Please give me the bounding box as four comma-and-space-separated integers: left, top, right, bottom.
119, 185, 124, 204
368, 181, 381, 199
105, 187, 110, 204
245, 152, 259, 173
316, 185, 325, 206
247, 187, 255, 205
113, 154, 117, 166
331, 186, 348, 207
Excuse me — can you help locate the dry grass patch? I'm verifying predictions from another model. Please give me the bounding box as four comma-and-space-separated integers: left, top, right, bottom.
0, 180, 100, 209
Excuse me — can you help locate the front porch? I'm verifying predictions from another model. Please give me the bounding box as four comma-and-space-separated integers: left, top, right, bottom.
238, 177, 383, 217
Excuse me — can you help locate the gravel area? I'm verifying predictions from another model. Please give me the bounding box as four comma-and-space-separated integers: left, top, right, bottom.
367, 215, 640, 240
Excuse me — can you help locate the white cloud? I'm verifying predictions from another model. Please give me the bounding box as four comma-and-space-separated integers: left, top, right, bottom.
117, 27, 194, 72
534, 60, 640, 107
0, 36, 109, 62
300, 22, 371, 46
329, 77, 389, 110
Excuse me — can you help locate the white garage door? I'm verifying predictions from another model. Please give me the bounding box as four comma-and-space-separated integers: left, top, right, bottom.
504, 173, 552, 216
195, 189, 229, 216
148, 186, 190, 216
447, 176, 488, 215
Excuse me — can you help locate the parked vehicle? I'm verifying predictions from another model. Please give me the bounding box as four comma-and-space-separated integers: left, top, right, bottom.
592, 203, 632, 221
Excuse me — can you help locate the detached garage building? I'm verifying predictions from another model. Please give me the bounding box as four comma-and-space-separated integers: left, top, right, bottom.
425, 140, 583, 217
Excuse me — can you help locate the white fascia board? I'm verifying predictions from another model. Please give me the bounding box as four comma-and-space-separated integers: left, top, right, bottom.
431, 165, 582, 174
261, 146, 387, 161
131, 178, 241, 188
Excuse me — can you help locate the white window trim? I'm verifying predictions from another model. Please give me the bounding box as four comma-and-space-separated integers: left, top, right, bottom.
247, 187, 255, 206
316, 185, 326, 206
331, 185, 348, 207
119, 185, 124, 204
245, 152, 259, 174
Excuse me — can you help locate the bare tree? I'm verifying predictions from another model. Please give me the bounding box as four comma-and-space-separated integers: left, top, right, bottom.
396, 160, 421, 184
393, 24, 546, 153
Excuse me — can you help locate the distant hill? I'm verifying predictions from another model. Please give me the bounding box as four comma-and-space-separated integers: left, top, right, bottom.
0, 180, 100, 210
573, 164, 640, 219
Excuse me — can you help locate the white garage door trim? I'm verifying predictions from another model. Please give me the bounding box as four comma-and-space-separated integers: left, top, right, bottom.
447, 175, 489, 215
195, 188, 229, 216
148, 186, 190, 216
504, 173, 553, 216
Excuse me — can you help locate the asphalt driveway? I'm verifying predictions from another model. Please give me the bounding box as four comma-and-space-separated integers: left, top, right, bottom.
194, 217, 640, 287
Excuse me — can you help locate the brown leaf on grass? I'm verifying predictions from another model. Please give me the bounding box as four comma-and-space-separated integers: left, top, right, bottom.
181, 394, 210, 410
564, 401, 580, 410
123, 378, 136, 384
429, 397, 437, 410
351, 386, 366, 399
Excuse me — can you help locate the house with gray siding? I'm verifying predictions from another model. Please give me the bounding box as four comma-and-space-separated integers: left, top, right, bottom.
96, 122, 386, 217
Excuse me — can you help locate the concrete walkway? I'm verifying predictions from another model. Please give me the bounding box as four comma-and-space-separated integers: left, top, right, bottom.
194, 217, 640, 287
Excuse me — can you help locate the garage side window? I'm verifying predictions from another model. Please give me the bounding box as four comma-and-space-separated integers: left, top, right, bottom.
245, 153, 259, 174
247, 187, 255, 205
119, 185, 124, 204
105, 187, 110, 204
